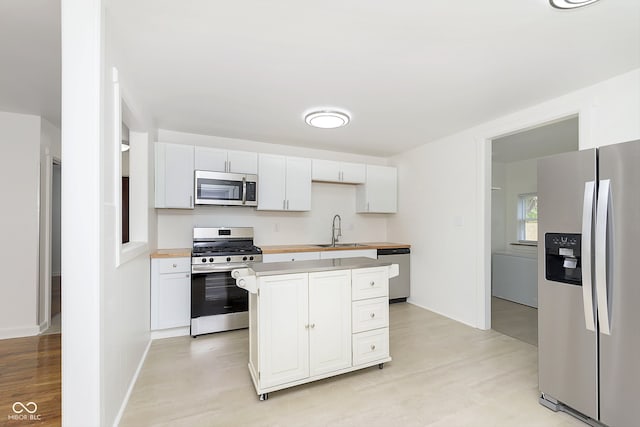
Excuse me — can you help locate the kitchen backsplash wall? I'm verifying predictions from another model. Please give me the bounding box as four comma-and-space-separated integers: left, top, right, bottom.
157, 182, 389, 247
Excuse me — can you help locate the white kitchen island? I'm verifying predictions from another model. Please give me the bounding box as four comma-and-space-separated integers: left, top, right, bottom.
232, 257, 399, 400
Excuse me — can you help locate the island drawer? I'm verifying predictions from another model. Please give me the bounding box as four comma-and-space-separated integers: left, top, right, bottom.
351, 267, 388, 300
156, 257, 191, 274
352, 328, 389, 366
352, 297, 388, 333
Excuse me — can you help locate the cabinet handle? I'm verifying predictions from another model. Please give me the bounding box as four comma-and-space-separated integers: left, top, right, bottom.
172, 263, 177, 268
305, 324, 309, 329
186, 274, 190, 278
224, 160, 228, 172
287, 200, 290, 210
228, 160, 231, 172
338, 171, 341, 181
310, 323, 315, 329
283, 200, 286, 210
370, 281, 375, 286
370, 312, 375, 318
190, 195, 193, 208
291, 258, 295, 261
370, 344, 376, 351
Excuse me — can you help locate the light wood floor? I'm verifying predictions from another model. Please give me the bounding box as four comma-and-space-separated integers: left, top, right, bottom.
491, 297, 538, 346
121, 303, 582, 427
0, 334, 61, 426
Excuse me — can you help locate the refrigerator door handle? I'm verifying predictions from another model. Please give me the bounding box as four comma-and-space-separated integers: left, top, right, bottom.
596, 179, 612, 335
581, 181, 596, 331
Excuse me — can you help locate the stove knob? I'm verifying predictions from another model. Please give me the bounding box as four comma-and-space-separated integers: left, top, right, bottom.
249, 256, 254, 261
226, 257, 231, 262
209, 257, 214, 262
201, 258, 206, 263
243, 256, 248, 261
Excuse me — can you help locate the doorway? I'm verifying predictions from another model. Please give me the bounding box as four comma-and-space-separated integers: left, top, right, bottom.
490, 116, 578, 345
47, 161, 62, 334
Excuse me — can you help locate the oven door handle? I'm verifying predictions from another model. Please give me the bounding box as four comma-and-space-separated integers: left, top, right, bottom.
191, 264, 249, 274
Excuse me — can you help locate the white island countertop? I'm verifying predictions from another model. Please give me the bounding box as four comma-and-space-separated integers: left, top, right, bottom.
239, 257, 394, 277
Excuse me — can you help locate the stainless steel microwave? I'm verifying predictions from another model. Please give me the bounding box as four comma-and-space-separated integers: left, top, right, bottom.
194, 170, 258, 206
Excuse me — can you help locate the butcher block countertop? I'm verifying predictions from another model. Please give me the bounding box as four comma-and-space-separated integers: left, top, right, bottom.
259, 242, 410, 254
150, 248, 191, 259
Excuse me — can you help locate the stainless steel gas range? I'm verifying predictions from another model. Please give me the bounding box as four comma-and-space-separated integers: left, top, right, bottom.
190, 227, 262, 336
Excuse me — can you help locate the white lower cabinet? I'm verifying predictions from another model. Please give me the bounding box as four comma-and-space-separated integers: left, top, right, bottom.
248, 266, 391, 399
151, 257, 191, 330
257, 273, 310, 388
257, 270, 352, 388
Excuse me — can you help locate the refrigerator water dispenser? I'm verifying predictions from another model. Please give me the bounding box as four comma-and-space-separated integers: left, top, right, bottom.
545, 233, 582, 285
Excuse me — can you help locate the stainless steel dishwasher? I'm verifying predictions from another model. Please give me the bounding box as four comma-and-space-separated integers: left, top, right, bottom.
377, 247, 410, 303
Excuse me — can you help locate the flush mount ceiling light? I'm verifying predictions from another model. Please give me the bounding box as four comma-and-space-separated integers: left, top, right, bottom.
550, 0, 601, 9
304, 110, 351, 129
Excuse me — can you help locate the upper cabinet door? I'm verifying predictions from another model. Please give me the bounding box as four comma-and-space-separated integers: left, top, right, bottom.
311, 160, 366, 184
340, 162, 366, 184
227, 150, 258, 174
285, 157, 312, 211
312, 159, 341, 182
356, 165, 397, 213
155, 142, 194, 209
194, 146, 227, 172
257, 154, 287, 210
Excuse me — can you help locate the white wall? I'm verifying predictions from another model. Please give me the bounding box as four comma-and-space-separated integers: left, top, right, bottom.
156, 130, 390, 248
61, 1, 157, 425
389, 68, 640, 329
0, 111, 41, 339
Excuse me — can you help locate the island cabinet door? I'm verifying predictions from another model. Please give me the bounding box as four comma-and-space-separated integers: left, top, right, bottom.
308, 270, 352, 377
258, 273, 310, 389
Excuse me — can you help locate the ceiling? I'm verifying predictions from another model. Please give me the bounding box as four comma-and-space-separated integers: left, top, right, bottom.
1, 1, 638, 157
492, 116, 579, 163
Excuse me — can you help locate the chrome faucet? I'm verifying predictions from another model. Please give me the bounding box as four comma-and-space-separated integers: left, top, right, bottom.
331, 214, 342, 247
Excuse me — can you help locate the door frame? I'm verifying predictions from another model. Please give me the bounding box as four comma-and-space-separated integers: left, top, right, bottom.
40, 155, 61, 332
480, 111, 583, 330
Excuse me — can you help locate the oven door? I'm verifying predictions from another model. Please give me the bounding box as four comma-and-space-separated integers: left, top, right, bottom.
194, 170, 258, 206
191, 268, 248, 318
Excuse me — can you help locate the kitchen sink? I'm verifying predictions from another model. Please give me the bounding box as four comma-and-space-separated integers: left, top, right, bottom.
314, 243, 367, 248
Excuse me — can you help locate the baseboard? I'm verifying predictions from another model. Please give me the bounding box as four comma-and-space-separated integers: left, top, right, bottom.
151, 326, 190, 340
0, 325, 40, 340
406, 299, 479, 329
112, 338, 152, 427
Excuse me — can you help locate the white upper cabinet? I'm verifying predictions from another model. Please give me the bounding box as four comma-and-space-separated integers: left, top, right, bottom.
356, 165, 397, 213
155, 142, 194, 209
258, 154, 311, 211
285, 156, 312, 211
194, 146, 258, 174
312, 159, 366, 184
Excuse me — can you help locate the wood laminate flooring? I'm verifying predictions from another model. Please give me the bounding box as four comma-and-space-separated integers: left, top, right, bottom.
0, 334, 61, 426
121, 303, 581, 427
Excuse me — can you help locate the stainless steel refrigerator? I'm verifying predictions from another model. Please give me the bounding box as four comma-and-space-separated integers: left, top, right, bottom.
538, 139, 640, 427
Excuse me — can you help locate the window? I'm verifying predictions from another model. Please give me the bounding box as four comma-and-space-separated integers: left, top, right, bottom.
518, 193, 538, 242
